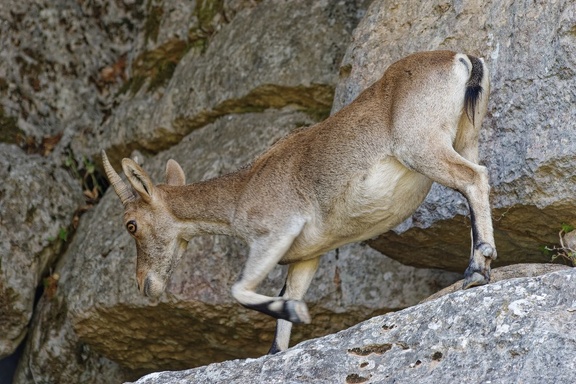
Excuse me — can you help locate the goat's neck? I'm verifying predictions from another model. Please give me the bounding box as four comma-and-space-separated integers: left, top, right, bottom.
162, 172, 245, 238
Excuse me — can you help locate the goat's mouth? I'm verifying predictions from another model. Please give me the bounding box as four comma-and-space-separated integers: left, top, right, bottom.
141, 273, 166, 298
136, 265, 168, 298
138, 241, 188, 298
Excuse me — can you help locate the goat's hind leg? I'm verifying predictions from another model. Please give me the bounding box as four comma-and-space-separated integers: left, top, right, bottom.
403, 140, 496, 289
231, 222, 311, 324
453, 112, 496, 288
268, 257, 320, 354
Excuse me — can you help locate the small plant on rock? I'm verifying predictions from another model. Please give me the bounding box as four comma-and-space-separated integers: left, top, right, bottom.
543, 224, 576, 266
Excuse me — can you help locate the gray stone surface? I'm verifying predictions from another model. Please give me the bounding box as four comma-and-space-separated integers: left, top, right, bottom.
14, 110, 459, 382
0, 0, 147, 141
421, 263, 571, 303
12, 292, 129, 384
67, 0, 261, 165
333, 0, 576, 271
0, 144, 83, 358
91, 0, 369, 164
128, 268, 576, 384
0, 0, 251, 160
5, 0, 576, 382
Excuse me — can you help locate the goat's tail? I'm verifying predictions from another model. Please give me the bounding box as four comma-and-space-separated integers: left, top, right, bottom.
463, 55, 485, 125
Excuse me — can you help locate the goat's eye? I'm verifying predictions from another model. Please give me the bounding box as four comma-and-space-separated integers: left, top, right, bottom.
126, 220, 137, 234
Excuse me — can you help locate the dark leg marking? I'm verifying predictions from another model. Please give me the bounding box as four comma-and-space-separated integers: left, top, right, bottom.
463, 197, 495, 289
268, 340, 282, 355
268, 282, 288, 355
468, 201, 479, 247
241, 297, 306, 324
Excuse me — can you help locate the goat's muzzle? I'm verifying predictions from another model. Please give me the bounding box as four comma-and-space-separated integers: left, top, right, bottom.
137, 272, 164, 298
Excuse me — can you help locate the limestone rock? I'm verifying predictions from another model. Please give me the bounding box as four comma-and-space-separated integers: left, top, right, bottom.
421, 263, 571, 303
14, 109, 460, 382
332, 0, 576, 271
0, 144, 83, 358
92, 0, 369, 165
128, 268, 576, 384
12, 292, 130, 384
0, 0, 148, 142
68, 0, 259, 165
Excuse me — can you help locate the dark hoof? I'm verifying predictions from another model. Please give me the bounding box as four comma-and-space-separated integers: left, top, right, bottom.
463, 269, 490, 289
462, 272, 488, 289
286, 300, 311, 324
268, 342, 281, 355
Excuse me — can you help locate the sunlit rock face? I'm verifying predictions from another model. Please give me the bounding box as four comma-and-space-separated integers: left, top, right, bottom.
128, 268, 576, 384
5, 0, 576, 383
332, 0, 576, 271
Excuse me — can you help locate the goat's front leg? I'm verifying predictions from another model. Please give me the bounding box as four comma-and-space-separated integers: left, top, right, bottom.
399, 141, 496, 289
268, 257, 320, 354
231, 221, 311, 324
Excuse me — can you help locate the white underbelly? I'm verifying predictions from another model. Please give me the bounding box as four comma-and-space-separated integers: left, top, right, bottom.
282, 157, 433, 263
342, 157, 432, 231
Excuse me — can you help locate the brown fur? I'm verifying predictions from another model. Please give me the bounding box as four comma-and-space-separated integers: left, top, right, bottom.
102, 50, 495, 354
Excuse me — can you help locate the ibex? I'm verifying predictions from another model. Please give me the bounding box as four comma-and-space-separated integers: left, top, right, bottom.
102, 50, 495, 354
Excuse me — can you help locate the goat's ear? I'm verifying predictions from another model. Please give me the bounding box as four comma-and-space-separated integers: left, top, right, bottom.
165, 159, 186, 186
121, 158, 155, 203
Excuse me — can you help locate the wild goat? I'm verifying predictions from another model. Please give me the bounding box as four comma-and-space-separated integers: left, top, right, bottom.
102, 50, 495, 354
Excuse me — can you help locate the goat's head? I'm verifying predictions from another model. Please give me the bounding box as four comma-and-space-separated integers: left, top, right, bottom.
101, 150, 188, 298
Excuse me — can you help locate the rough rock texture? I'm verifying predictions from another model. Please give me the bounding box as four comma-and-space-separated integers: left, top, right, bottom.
0, 0, 254, 160
12, 292, 129, 384
14, 110, 460, 383
67, 0, 265, 164
333, 0, 576, 271
0, 144, 83, 358
5, 0, 576, 382
87, 0, 369, 166
0, 0, 151, 372
421, 263, 571, 302
0, 0, 147, 142
128, 268, 576, 384
9, 2, 381, 381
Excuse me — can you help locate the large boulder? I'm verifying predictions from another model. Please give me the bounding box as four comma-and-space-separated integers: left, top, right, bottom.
0, 0, 159, 373
0, 0, 149, 142
14, 110, 460, 383
333, 0, 576, 271
89, 0, 369, 165
421, 263, 571, 303
0, 144, 83, 358
128, 268, 576, 384
68, 0, 263, 164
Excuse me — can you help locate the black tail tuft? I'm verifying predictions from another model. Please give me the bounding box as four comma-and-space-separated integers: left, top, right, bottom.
464, 55, 484, 125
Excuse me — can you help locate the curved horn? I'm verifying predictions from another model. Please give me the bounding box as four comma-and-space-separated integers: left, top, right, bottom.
101, 150, 135, 205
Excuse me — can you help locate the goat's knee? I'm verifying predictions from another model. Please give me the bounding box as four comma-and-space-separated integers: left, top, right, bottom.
477, 242, 497, 260
231, 283, 311, 324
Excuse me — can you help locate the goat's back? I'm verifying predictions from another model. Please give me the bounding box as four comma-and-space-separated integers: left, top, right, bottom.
234, 50, 485, 258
